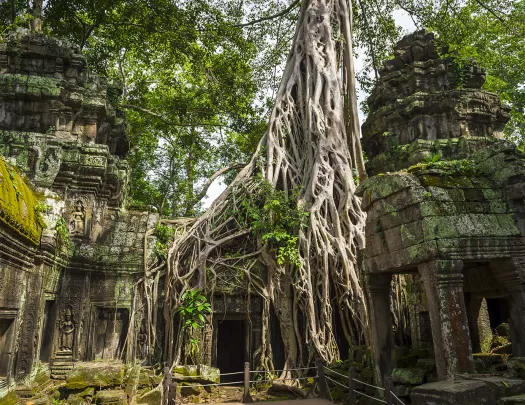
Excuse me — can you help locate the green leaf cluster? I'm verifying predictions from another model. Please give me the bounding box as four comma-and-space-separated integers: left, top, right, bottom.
177, 289, 212, 330
153, 222, 175, 260
237, 179, 309, 267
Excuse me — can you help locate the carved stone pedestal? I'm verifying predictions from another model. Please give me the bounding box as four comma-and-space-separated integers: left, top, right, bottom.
50, 351, 74, 380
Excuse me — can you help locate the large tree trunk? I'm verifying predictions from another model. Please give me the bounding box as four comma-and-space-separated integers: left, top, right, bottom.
156, 0, 368, 374
30, 0, 42, 31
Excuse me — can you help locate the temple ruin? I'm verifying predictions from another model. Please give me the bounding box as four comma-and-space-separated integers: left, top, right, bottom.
0, 29, 157, 394
1, 25, 525, 405
359, 30, 525, 403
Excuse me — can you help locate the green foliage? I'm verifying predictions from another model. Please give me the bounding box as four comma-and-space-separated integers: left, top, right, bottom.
0, 0, 268, 217
177, 289, 212, 330
407, 158, 476, 176
55, 216, 70, 249
237, 179, 309, 266
34, 201, 49, 229
153, 222, 174, 260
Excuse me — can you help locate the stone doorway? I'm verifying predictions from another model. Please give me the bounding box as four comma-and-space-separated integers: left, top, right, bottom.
39, 300, 57, 363
214, 319, 248, 382
486, 298, 510, 329
0, 317, 16, 380
93, 307, 129, 361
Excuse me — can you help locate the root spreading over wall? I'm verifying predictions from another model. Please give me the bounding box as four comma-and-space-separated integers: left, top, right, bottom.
152, 0, 368, 375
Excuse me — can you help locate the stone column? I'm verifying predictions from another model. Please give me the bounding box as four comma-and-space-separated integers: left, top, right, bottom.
418, 260, 474, 380
367, 273, 393, 383
490, 258, 525, 356
465, 293, 483, 353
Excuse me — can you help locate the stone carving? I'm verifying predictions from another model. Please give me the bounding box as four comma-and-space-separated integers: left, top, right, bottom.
361, 29, 510, 176
69, 200, 85, 237
59, 307, 75, 351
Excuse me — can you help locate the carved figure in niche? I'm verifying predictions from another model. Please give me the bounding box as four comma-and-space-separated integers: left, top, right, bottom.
59, 308, 75, 351
69, 200, 85, 236
137, 320, 148, 360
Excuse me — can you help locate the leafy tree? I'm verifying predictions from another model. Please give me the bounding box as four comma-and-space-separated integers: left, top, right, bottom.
0, 0, 265, 216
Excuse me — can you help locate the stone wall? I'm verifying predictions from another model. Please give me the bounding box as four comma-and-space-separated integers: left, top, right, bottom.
0, 29, 156, 396
358, 29, 525, 403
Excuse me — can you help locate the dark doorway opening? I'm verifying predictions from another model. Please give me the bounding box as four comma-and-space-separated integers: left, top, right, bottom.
94, 308, 129, 361
0, 318, 15, 378
40, 300, 56, 363
486, 298, 510, 330
216, 320, 245, 382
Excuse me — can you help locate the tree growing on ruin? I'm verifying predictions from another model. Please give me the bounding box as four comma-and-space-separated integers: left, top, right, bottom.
151, 0, 369, 376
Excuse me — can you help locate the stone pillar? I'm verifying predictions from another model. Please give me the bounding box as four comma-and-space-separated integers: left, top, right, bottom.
367, 273, 393, 383
490, 258, 525, 356
465, 294, 483, 353
418, 260, 474, 380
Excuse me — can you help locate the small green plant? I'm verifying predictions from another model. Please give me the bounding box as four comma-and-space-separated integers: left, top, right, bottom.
425, 153, 441, 164
177, 289, 212, 330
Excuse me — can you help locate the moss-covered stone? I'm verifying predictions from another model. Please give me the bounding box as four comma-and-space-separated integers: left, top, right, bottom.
65, 365, 124, 390
0, 156, 42, 244
0, 391, 21, 405
136, 390, 161, 405
94, 390, 125, 405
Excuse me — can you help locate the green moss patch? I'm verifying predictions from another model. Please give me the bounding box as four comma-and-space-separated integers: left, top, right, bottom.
0, 156, 42, 244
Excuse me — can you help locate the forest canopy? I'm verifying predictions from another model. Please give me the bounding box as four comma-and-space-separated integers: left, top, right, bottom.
1, 0, 523, 215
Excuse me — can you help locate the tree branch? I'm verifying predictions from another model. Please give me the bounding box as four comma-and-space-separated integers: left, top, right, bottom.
237, 0, 300, 27
191, 163, 245, 205
119, 104, 227, 128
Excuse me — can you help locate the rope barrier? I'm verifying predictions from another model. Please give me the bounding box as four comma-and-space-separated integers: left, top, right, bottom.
188, 381, 244, 387
218, 371, 244, 376
323, 367, 348, 379
325, 375, 349, 390
390, 390, 405, 405
250, 367, 316, 374
249, 376, 316, 383
354, 390, 387, 404
353, 377, 385, 391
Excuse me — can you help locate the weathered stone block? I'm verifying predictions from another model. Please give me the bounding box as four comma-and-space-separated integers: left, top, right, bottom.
394, 384, 413, 397
411, 380, 497, 405
65, 365, 124, 390
137, 390, 161, 405
94, 390, 126, 405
